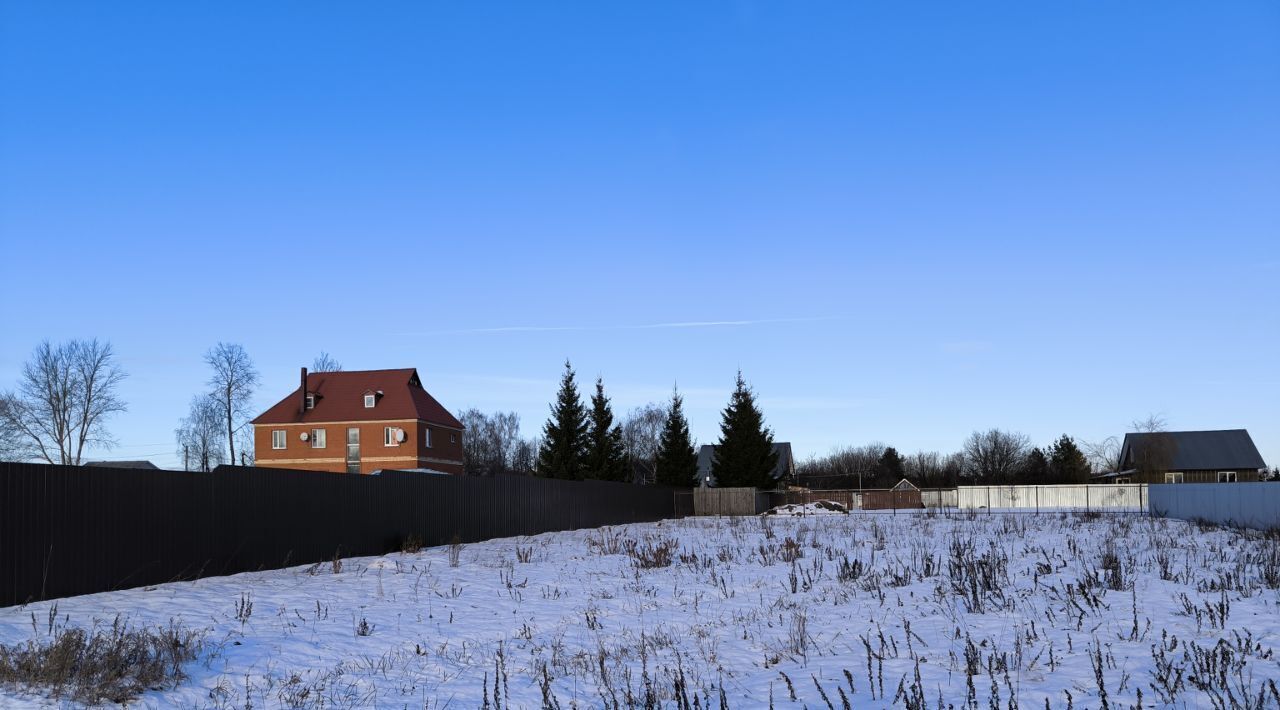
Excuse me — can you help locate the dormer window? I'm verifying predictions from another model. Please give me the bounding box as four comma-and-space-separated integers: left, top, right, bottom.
364, 394, 376, 408
305, 394, 316, 410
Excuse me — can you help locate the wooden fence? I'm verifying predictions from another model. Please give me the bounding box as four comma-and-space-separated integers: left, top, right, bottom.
690, 487, 770, 516
0, 462, 675, 607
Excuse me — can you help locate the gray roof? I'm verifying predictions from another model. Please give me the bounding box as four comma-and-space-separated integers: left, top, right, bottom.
1120, 429, 1265, 471
84, 460, 159, 470
697, 443, 794, 487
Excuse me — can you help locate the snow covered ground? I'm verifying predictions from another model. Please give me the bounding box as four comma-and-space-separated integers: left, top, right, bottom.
3, 511, 1280, 708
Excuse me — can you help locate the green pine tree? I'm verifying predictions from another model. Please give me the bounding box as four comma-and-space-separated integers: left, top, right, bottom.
654, 388, 699, 488
584, 377, 628, 482
711, 372, 779, 489
875, 446, 905, 486
1049, 434, 1091, 484
1020, 447, 1050, 484
536, 361, 589, 480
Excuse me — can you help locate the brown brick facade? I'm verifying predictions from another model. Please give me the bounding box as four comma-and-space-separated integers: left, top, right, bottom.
254, 419, 464, 475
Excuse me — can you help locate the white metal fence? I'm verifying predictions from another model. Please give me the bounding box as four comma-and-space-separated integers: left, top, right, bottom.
921, 489, 958, 508
1149, 482, 1280, 530
955, 484, 1147, 512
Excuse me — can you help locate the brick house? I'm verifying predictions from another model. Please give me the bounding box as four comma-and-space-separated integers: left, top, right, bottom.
252, 368, 464, 475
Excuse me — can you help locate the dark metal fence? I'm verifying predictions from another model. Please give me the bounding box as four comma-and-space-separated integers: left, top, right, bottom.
0, 462, 676, 608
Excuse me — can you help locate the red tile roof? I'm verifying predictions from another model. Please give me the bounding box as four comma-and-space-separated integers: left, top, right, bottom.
251, 368, 464, 429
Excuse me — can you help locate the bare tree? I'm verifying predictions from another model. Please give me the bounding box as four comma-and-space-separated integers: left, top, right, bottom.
457, 409, 522, 476
175, 395, 226, 471
796, 443, 885, 489
1082, 436, 1122, 473
311, 352, 343, 372
511, 437, 538, 475
962, 429, 1030, 484
1126, 414, 1178, 480
0, 394, 32, 461
1131, 414, 1168, 433
204, 343, 259, 465
0, 339, 127, 465
620, 403, 666, 484
905, 450, 965, 488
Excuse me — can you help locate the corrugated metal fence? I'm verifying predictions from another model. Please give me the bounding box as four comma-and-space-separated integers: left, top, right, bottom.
1149, 482, 1280, 530
0, 462, 675, 608
956, 484, 1147, 512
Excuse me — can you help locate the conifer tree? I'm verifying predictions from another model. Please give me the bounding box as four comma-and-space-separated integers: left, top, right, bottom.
1020, 447, 1050, 484
654, 388, 699, 488
1049, 434, 1091, 484
584, 377, 628, 482
875, 446, 905, 486
536, 361, 588, 480
711, 372, 779, 489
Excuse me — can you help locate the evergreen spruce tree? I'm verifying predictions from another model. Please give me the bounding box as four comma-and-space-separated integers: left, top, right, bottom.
654, 388, 699, 488
1049, 434, 1091, 484
875, 446, 905, 486
1020, 447, 1050, 484
536, 361, 589, 480
711, 372, 779, 489
584, 377, 628, 482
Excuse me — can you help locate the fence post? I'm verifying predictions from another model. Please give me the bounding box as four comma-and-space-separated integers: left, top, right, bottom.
1035, 486, 1039, 514
986, 486, 991, 513
1085, 485, 1090, 513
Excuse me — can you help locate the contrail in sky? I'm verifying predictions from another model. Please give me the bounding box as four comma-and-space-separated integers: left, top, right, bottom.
402, 316, 840, 337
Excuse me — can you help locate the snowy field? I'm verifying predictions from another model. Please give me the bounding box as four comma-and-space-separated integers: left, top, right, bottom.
3, 510, 1280, 708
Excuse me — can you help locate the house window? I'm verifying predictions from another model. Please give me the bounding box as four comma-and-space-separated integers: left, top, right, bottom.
1115, 477, 1131, 484
385, 426, 399, 446
1218, 471, 1238, 483
271, 430, 286, 450
364, 394, 376, 408
424, 428, 432, 448
1165, 472, 1184, 484
450, 433, 457, 444
305, 394, 315, 410
310, 429, 326, 449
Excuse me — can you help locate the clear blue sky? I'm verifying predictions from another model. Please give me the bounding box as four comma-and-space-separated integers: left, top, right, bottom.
2, 2, 1277, 470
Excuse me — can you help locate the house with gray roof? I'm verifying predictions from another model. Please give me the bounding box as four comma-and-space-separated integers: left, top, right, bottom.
696, 443, 795, 488
1102, 429, 1266, 484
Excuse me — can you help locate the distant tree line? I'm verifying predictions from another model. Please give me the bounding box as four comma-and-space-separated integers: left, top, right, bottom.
797, 429, 1094, 489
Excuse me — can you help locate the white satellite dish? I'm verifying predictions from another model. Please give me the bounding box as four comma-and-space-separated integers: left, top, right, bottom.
395, 428, 407, 443
300, 431, 310, 442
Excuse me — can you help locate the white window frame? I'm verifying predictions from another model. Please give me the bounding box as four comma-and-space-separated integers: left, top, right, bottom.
424, 428, 432, 448
1165, 471, 1184, 484
450, 433, 457, 444
1218, 471, 1237, 483
305, 394, 315, 410
364, 394, 376, 408
311, 428, 326, 449
385, 426, 398, 447
271, 430, 286, 450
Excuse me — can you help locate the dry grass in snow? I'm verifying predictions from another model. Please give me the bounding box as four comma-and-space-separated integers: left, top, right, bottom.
2, 511, 1280, 708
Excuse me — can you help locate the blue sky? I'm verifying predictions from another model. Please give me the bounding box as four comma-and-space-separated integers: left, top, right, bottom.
1, 1, 1277, 470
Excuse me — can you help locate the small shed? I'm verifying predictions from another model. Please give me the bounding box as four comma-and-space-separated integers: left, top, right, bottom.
862, 479, 924, 510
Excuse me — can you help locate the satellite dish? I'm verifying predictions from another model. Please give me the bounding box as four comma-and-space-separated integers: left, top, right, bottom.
300, 431, 310, 442
395, 428, 407, 443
